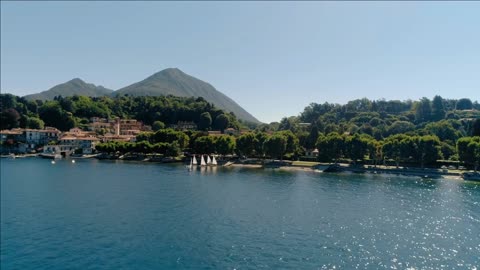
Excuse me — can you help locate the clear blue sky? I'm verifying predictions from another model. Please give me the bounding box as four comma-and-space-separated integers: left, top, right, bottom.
1, 2, 479, 123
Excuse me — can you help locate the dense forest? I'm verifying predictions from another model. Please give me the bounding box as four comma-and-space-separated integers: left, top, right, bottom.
1, 93, 479, 168
0, 94, 246, 131
256, 96, 480, 167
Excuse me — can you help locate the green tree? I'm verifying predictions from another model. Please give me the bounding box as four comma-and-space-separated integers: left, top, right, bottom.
387, 121, 415, 135
136, 132, 153, 143
135, 141, 153, 154
165, 141, 181, 157
456, 98, 473, 110
471, 119, 480, 136
345, 134, 370, 163
152, 121, 166, 131
425, 120, 460, 144
39, 101, 75, 131
193, 136, 216, 154
0, 108, 20, 129
278, 116, 300, 133
457, 136, 480, 169
415, 135, 442, 167
215, 135, 236, 156
254, 132, 269, 157
198, 112, 212, 131
151, 129, 190, 149
305, 125, 319, 149
414, 97, 432, 123
382, 134, 411, 167
316, 132, 345, 162
431, 95, 445, 121
26, 117, 45, 129
213, 114, 229, 133
277, 130, 300, 157
236, 132, 256, 157
264, 134, 287, 160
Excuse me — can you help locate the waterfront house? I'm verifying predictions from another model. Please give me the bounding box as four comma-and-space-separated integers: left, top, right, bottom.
0, 129, 25, 154
88, 117, 151, 136
1, 128, 60, 152
306, 148, 319, 158
24, 127, 61, 149
0, 129, 24, 144
170, 121, 197, 131
224, 128, 239, 136
55, 135, 100, 155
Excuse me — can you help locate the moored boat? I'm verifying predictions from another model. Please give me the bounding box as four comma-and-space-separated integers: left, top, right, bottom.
39, 153, 62, 159
323, 163, 343, 173
462, 172, 480, 181
200, 155, 206, 166
211, 155, 217, 166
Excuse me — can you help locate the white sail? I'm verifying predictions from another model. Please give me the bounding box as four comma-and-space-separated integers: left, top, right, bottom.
207, 155, 211, 164
187, 158, 193, 170
192, 155, 197, 165
212, 156, 217, 166
200, 155, 206, 166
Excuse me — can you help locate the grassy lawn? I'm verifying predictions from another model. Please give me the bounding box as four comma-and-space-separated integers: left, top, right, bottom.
292, 161, 320, 167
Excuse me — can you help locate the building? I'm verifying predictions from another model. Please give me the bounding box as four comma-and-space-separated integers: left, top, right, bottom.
207, 131, 222, 136
100, 134, 137, 143
224, 128, 239, 136
305, 148, 319, 158
24, 127, 61, 148
0, 129, 24, 144
55, 135, 100, 155
88, 118, 151, 136
170, 121, 197, 130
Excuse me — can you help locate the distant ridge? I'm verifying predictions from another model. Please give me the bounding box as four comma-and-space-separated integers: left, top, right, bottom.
22, 68, 260, 123
24, 78, 113, 101
115, 68, 260, 123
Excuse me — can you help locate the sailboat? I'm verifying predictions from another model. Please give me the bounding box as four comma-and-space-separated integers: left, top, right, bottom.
200, 155, 206, 166
192, 155, 197, 165
211, 155, 217, 166
187, 157, 193, 171
206, 155, 211, 165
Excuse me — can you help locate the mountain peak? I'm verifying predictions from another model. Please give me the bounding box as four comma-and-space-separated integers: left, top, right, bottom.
116, 69, 260, 123
68, 78, 86, 84
150, 68, 185, 78
24, 78, 113, 101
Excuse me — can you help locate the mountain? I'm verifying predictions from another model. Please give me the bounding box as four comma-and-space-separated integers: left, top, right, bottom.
114, 68, 260, 123
21, 69, 260, 123
24, 78, 113, 101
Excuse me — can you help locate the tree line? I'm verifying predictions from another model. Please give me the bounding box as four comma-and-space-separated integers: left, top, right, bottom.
0, 94, 244, 131
2, 93, 479, 168
95, 128, 479, 170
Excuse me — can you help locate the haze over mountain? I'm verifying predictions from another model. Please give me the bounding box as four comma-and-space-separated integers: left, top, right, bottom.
23, 78, 113, 101
22, 68, 260, 124
114, 68, 259, 123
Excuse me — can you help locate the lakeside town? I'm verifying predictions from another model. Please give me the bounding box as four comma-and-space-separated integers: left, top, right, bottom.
1, 117, 150, 157
1, 94, 479, 181
1, 115, 479, 181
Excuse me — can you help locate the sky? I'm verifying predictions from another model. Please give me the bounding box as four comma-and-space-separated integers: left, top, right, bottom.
1, 2, 479, 123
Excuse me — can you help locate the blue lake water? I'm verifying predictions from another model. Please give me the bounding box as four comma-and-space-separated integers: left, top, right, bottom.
1, 158, 479, 269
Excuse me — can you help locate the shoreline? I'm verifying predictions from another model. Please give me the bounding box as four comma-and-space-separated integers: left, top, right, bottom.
3, 155, 472, 181
230, 162, 467, 180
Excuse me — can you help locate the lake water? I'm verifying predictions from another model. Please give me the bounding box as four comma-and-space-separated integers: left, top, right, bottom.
1, 158, 479, 269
